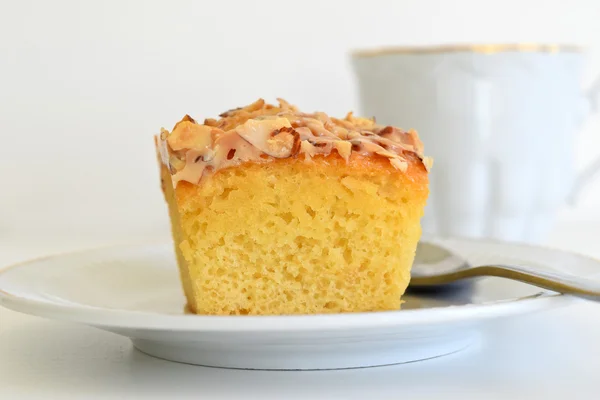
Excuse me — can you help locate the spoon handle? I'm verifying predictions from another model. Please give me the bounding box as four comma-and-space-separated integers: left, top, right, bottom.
434, 264, 600, 300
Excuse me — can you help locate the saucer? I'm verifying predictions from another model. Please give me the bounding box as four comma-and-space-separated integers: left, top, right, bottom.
0, 238, 596, 370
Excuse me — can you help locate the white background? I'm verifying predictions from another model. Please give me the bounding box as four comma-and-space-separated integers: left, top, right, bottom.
1, 0, 600, 242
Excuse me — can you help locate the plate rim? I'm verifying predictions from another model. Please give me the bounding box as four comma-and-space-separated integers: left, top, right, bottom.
0, 238, 591, 332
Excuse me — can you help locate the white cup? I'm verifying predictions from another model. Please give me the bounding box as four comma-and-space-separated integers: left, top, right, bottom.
351, 44, 600, 243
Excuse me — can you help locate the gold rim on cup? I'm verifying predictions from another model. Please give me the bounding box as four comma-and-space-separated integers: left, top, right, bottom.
351, 43, 584, 57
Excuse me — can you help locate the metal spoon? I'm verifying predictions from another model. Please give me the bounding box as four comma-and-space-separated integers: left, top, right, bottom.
410, 242, 600, 300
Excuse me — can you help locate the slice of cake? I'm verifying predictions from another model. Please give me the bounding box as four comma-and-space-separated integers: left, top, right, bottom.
155, 99, 430, 315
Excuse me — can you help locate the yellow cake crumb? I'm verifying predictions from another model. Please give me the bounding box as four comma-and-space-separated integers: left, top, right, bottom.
161, 153, 427, 315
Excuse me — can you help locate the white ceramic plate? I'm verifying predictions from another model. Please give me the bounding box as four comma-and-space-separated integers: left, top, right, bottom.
0, 238, 597, 370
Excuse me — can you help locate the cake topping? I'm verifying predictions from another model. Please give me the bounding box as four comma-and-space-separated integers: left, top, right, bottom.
156, 98, 430, 186
235, 118, 300, 158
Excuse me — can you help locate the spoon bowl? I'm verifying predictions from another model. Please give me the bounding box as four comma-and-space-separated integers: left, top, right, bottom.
410, 241, 600, 301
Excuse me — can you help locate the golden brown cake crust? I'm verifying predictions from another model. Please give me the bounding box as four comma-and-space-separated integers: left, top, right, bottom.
175, 151, 427, 209
155, 99, 432, 187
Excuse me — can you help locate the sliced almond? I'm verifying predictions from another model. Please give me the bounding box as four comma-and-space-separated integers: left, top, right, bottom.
276, 98, 297, 111
235, 117, 297, 158
219, 98, 265, 118
407, 129, 425, 154
169, 154, 186, 171
294, 126, 314, 141
300, 140, 317, 158
167, 121, 213, 151
423, 156, 434, 171
172, 114, 197, 132
286, 128, 301, 156
204, 118, 219, 127
219, 107, 242, 118
390, 157, 408, 172
159, 128, 169, 141
344, 112, 376, 129
305, 119, 338, 138
378, 126, 395, 136
333, 140, 352, 162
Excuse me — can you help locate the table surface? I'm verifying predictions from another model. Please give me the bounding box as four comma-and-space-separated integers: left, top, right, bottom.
2, 222, 600, 400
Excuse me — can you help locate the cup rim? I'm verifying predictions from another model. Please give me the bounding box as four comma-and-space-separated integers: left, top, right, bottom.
351, 43, 585, 57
